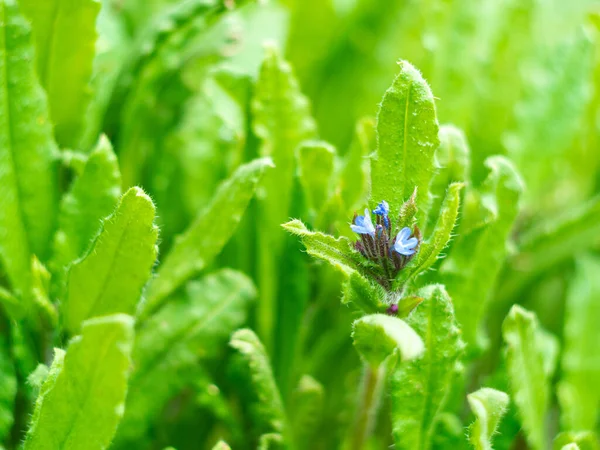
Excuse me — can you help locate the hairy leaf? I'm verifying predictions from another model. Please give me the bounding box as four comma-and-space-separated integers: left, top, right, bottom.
0, 336, 16, 441
145, 157, 272, 316
397, 182, 463, 287
20, 0, 100, 146
441, 156, 523, 348
426, 125, 470, 235
502, 305, 555, 450
390, 285, 463, 450
0, 0, 59, 298
252, 44, 317, 347
297, 141, 335, 216
63, 187, 158, 335
341, 271, 387, 314
353, 314, 424, 368
52, 135, 121, 294
23, 314, 134, 449
114, 270, 255, 446
371, 60, 440, 219
467, 388, 510, 450
558, 254, 600, 431
282, 219, 363, 275
554, 432, 600, 450
230, 329, 287, 440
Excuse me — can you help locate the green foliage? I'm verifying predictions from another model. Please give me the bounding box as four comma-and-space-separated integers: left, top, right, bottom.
20, 0, 100, 147
467, 388, 510, 450
0, 0, 59, 299
558, 254, 600, 431
114, 269, 256, 446
441, 156, 524, 349
230, 329, 288, 443
0, 1, 599, 448
63, 187, 158, 335
51, 135, 122, 291
352, 314, 424, 368
144, 157, 272, 315
371, 60, 440, 218
502, 305, 557, 450
390, 285, 463, 450
23, 315, 134, 449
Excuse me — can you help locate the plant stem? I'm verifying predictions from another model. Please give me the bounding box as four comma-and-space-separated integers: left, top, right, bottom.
350, 363, 386, 450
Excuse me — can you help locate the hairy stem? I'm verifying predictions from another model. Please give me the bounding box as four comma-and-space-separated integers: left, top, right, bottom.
350, 363, 386, 450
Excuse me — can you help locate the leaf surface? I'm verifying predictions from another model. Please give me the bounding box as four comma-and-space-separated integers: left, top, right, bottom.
23, 314, 134, 450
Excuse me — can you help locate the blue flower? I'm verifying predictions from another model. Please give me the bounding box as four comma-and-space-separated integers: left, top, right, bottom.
393, 227, 418, 256
351, 208, 376, 236
373, 200, 390, 228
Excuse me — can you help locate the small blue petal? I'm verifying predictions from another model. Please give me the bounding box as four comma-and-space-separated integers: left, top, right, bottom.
373, 200, 390, 216
393, 228, 418, 256
350, 208, 375, 236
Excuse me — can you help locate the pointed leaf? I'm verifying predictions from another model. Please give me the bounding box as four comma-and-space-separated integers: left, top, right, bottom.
426, 125, 470, 235
297, 140, 336, 215
63, 187, 158, 335
467, 388, 510, 450
340, 117, 374, 210
371, 60, 440, 219
144, 157, 272, 315
390, 285, 463, 449
558, 254, 600, 431
282, 219, 363, 275
52, 135, 121, 293
114, 270, 255, 446
353, 314, 424, 368
0, 0, 59, 298
341, 271, 387, 314
502, 305, 553, 450
0, 336, 16, 441
442, 156, 523, 348
397, 182, 463, 287
252, 44, 317, 348
20, 0, 100, 146
23, 314, 135, 450
554, 432, 600, 450
230, 329, 287, 439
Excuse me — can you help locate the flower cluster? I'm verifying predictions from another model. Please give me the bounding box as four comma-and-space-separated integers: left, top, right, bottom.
351, 200, 420, 283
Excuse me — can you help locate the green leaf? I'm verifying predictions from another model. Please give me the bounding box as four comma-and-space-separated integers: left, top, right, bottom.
282, 219, 364, 276
114, 270, 255, 446
0, 0, 59, 298
291, 375, 324, 446
20, 0, 100, 146
554, 432, 600, 450
425, 125, 470, 235
505, 194, 600, 301
502, 305, 554, 450
252, 43, 317, 348
230, 329, 287, 440
23, 314, 135, 450
558, 254, 600, 431
371, 60, 440, 219
51, 135, 121, 295
63, 187, 158, 335
341, 271, 387, 314
144, 157, 272, 316
441, 156, 523, 348
258, 434, 285, 450
340, 117, 374, 211
467, 388, 510, 450
396, 182, 463, 287
562, 445, 581, 450
212, 441, 231, 450
0, 335, 16, 441
352, 314, 424, 368
297, 140, 336, 216
390, 285, 463, 450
